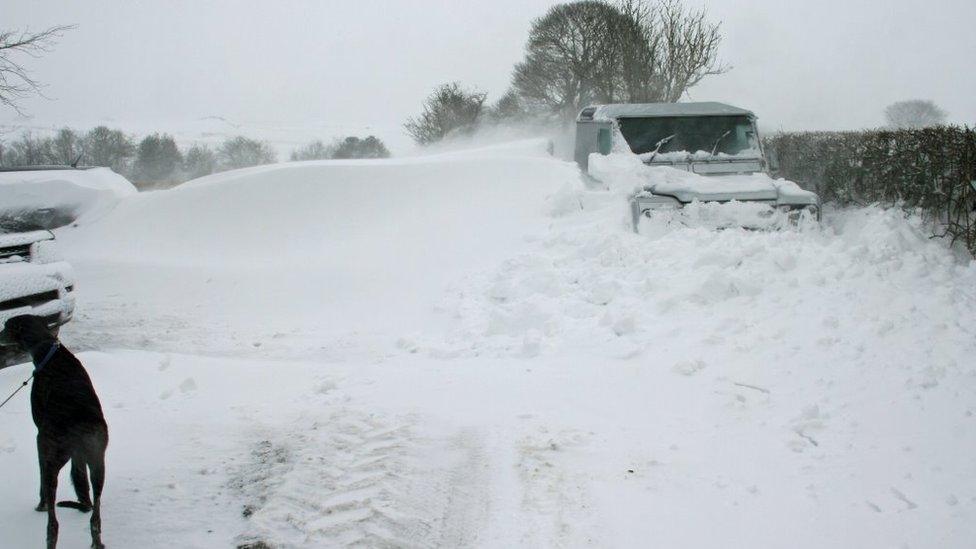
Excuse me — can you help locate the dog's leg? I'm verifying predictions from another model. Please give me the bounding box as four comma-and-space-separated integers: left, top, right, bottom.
35, 434, 46, 512
41, 452, 69, 549
66, 457, 94, 512
89, 452, 106, 549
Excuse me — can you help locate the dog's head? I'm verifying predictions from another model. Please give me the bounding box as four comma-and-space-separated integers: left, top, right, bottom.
3, 315, 56, 353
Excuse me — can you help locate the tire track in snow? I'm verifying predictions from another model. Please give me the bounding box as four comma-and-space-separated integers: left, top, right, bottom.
229, 412, 489, 548
516, 429, 599, 548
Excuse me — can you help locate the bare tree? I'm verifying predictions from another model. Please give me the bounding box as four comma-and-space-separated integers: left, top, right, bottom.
0, 25, 75, 114
217, 136, 277, 171
487, 89, 532, 122
512, 2, 640, 118
6, 131, 54, 166
183, 144, 217, 180
613, 0, 663, 102
291, 140, 331, 161
50, 127, 81, 165
132, 133, 183, 188
404, 82, 486, 145
884, 99, 948, 129
649, 0, 728, 102
511, 0, 727, 118
292, 136, 391, 160
82, 126, 135, 173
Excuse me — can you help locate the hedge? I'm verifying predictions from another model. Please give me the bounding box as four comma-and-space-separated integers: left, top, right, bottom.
763, 127, 976, 254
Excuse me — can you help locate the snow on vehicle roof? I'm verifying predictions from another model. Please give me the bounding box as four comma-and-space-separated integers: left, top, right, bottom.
0, 167, 136, 196
581, 102, 755, 122
0, 167, 136, 229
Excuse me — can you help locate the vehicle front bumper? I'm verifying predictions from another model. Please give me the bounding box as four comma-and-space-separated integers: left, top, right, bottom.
0, 260, 75, 360
630, 193, 820, 231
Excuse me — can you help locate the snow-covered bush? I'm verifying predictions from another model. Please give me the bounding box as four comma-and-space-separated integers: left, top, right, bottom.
404, 82, 487, 146
216, 136, 277, 171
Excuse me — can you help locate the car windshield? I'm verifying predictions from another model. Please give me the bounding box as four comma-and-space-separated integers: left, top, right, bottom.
617, 115, 758, 157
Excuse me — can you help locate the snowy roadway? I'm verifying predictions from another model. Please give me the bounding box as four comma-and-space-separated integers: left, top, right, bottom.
2, 141, 975, 548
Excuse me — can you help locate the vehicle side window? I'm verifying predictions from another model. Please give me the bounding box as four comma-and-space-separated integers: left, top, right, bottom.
597, 128, 612, 155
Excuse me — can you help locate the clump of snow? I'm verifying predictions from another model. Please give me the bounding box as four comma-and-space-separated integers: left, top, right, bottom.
0, 168, 136, 228
587, 152, 649, 193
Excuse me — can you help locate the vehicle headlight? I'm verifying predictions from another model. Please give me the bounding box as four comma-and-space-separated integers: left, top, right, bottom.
635, 194, 682, 210
31, 239, 64, 264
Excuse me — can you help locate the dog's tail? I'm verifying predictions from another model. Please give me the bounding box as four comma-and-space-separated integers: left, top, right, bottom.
57, 500, 93, 512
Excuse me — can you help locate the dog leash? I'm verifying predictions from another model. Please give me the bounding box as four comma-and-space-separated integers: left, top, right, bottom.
0, 342, 60, 410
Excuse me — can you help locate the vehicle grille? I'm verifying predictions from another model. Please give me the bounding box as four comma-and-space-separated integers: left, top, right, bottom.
0, 290, 59, 312
0, 244, 31, 262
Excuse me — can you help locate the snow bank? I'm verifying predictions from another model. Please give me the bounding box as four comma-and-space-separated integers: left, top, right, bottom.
56, 142, 580, 348
431, 192, 976, 361
0, 168, 136, 228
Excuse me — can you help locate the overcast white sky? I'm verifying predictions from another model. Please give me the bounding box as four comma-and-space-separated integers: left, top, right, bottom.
4, 0, 974, 152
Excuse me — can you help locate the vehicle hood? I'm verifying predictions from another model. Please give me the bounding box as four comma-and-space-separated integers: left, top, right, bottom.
644, 167, 817, 205
0, 230, 52, 248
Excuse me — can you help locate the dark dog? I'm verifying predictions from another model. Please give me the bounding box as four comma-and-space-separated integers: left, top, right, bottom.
4, 315, 108, 549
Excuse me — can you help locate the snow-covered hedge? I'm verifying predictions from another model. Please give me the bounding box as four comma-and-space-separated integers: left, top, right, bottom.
764, 126, 976, 253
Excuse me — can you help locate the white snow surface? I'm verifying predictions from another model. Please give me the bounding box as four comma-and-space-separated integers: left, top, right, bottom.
0, 167, 136, 224
2, 139, 975, 548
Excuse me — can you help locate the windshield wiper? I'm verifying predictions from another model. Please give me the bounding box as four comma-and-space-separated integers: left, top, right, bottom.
710, 130, 732, 157
645, 134, 676, 163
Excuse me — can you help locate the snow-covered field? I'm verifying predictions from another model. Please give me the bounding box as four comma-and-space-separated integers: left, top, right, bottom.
2, 140, 975, 548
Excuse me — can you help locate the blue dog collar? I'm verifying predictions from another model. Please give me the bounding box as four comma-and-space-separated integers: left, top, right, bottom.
33, 342, 61, 374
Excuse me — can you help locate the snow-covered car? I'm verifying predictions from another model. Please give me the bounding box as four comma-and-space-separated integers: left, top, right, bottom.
574, 102, 820, 227
0, 227, 75, 368
0, 164, 137, 230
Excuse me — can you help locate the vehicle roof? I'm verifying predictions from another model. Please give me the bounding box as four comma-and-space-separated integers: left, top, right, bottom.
580, 102, 755, 121
0, 165, 95, 172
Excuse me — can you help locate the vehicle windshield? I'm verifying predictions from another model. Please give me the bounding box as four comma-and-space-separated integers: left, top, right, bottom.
617, 115, 759, 158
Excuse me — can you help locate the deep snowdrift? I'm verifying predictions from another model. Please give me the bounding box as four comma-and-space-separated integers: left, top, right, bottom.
2, 141, 974, 548
56, 139, 576, 352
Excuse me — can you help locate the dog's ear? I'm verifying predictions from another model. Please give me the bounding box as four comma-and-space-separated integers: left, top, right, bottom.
3, 315, 54, 350
3, 316, 24, 339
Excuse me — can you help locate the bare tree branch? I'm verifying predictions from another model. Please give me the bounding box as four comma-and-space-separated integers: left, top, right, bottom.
884, 100, 948, 129
0, 25, 75, 115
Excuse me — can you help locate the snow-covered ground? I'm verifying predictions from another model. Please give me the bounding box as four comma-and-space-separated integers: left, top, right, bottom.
2, 140, 975, 548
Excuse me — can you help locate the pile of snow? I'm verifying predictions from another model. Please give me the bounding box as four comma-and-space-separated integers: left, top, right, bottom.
55, 140, 578, 356
0, 168, 136, 229
429, 193, 976, 359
